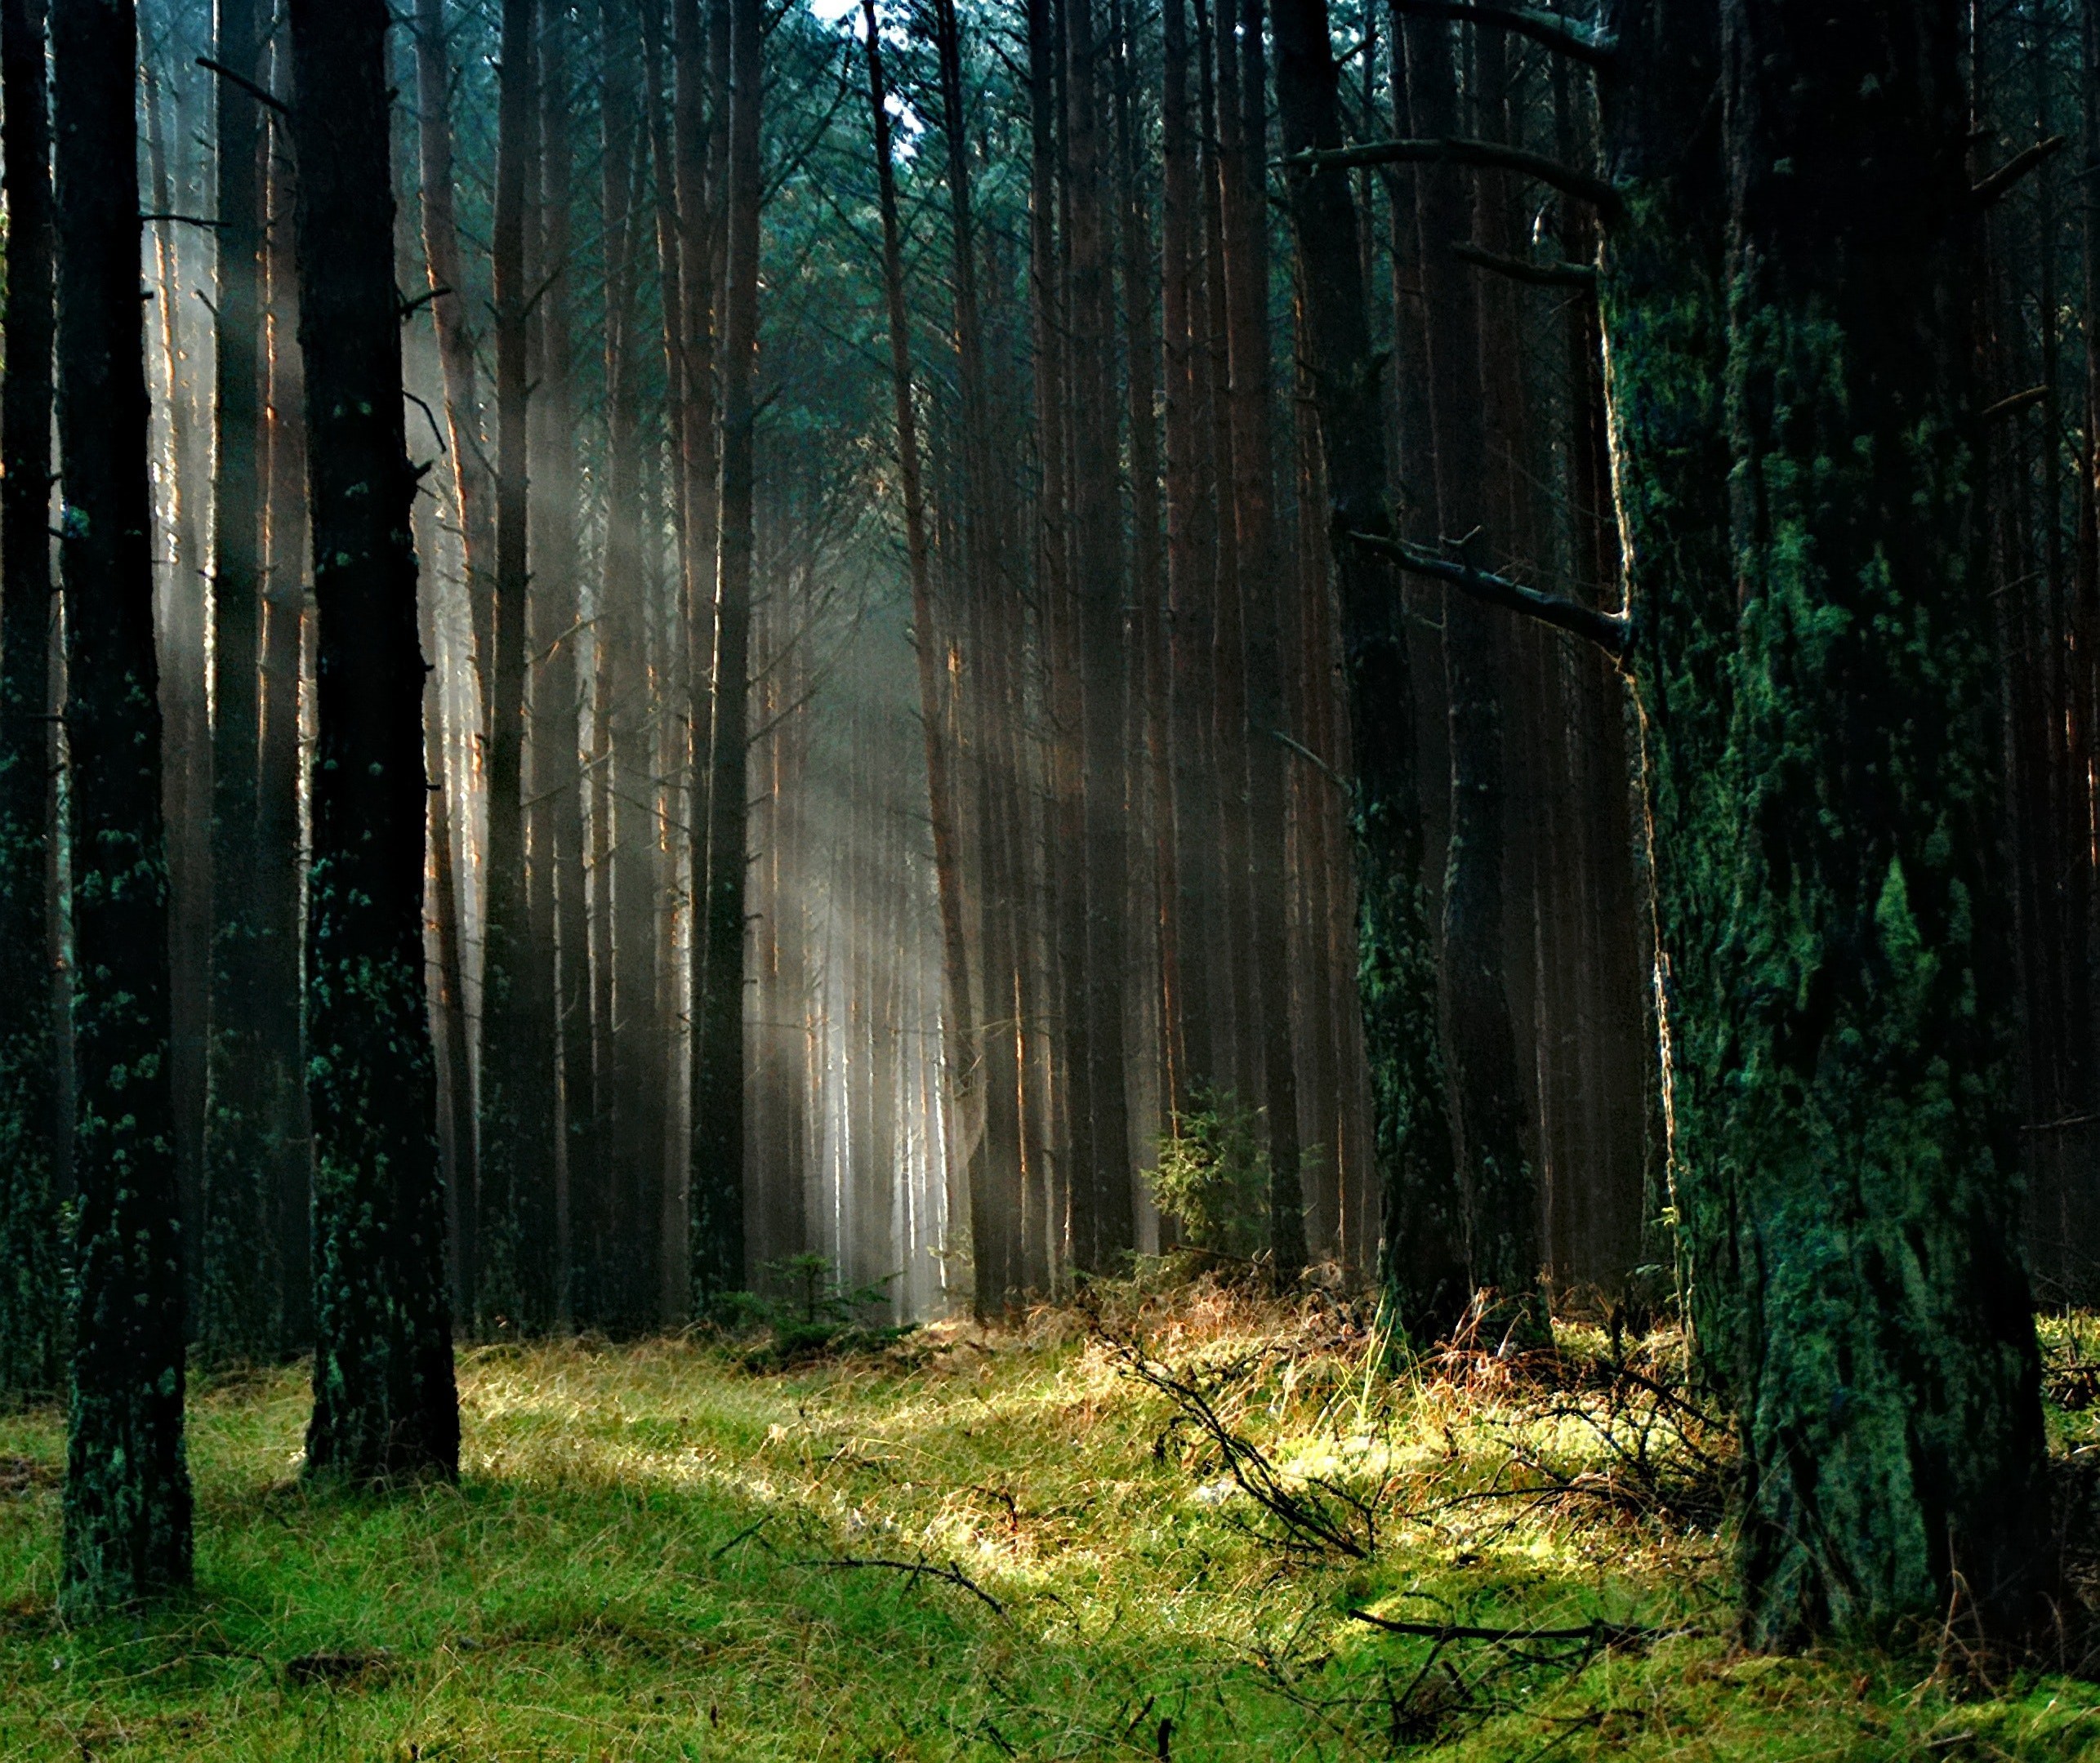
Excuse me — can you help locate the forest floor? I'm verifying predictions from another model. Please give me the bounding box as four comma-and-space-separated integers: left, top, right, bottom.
6, 1280, 2100, 1760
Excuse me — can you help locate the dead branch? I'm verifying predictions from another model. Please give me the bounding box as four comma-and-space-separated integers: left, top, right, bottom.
1451, 241, 1597, 290
1392, 0, 1617, 69
1973, 134, 2067, 207
1346, 531, 1628, 657
1283, 136, 1627, 229
1348, 1610, 1682, 1649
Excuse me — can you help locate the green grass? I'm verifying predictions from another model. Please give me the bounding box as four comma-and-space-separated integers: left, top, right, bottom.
3, 1284, 2100, 1759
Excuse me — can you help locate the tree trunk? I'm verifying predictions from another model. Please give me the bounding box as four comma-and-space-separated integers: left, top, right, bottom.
0, 0, 61, 1400
1402, 10, 1538, 1329
1273, 0, 1460, 1335
691, 0, 761, 1302
1670, 0, 2050, 1645
477, 0, 557, 1332
291, 0, 459, 1483
199, 0, 280, 1361
261, 42, 312, 1349
52, 0, 192, 1608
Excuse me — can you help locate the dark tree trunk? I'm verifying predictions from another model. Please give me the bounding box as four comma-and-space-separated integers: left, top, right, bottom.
0, 0, 61, 1400
200, 0, 283, 1363
1674, 0, 2050, 1645
1273, 0, 1460, 1335
1402, 10, 1538, 1329
477, 0, 558, 1332
52, 0, 192, 1609
691, 0, 761, 1303
261, 48, 312, 1351
1219, 0, 1304, 1278
290, 0, 459, 1483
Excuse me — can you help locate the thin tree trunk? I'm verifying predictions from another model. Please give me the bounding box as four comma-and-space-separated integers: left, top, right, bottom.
691, 0, 762, 1303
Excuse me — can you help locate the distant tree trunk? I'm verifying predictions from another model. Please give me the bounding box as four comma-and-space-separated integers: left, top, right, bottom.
691, 0, 761, 1303
51, 0, 192, 1609
1273, 0, 1460, 1335
864, 0, 979, 1311
1402, 11, 1537, 1330
1158, 0, 1209, 1118
0, 0, 61, 1400
477, 0, 557, 1332
1219, 0, 1304, 1278
1670, 0, 2049, 1645
261, 42, 312, 1349
290, 0, 459, 1483
413, 0, 495, 711
198, 0, 279, 1361
537, 0, 587, 1321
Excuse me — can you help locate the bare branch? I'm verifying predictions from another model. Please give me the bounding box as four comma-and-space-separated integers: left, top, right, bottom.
197, 55, 291, 117
1283, 136, 1626, 228
1393, 0, 1616, 69
1346, 531, 1628, 657
1981, 383, 2047, 422
1451, 241, 1596, 289
803, 1556, 1009, 1618
1973, 134, 2066, 208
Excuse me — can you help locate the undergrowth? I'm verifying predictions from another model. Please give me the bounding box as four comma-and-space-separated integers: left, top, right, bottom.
0, 1283, 2097, 1757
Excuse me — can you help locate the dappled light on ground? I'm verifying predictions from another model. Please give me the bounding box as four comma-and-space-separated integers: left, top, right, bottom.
2, 1288, 2100, 1757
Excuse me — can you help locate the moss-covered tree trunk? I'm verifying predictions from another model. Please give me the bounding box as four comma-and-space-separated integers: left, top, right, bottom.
0, 0, 62, 1403
52, 0, 192, 1610
290, 0, 459, 1482
1667, 0, 2049, 1645
1273, 0, 1461, 1339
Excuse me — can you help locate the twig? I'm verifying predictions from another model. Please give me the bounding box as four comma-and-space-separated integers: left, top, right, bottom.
803, 1555, 1008, 1617
140, 211, 225, 229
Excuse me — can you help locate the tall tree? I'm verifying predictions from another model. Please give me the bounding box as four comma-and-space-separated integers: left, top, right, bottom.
52, 0, 192, 1609
690, 0, 762, 1303
199, 0, 283, 1361
1273, 0, 1460, 1335
476, 0, 558, 1330
0, 0, 61, 1400
1679, 0, 2049, 1645
291, 0, 459, 1481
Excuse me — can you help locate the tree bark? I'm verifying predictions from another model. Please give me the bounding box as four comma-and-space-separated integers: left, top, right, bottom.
691, 0, 762, 1302
0, 0, 61, 1400
1274, 0, 1461, 1335
291, 0, 459, 1483
52, 0, 192, 1608
1680, 0, 2050, 1645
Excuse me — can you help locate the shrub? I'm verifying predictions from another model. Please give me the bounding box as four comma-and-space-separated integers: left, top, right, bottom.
1149, 1089, 1270, 1262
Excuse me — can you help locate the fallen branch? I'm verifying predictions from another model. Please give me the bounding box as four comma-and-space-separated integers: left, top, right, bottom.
1973, 134, 2066, 208
1283, 137, 1626, 229
1346, 531, 1628, 657
803, 1554, 1008, 1618
1349, 1610, 1682, 1649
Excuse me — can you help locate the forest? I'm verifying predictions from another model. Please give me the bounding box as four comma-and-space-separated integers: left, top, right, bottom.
4, 0, 2100, 1755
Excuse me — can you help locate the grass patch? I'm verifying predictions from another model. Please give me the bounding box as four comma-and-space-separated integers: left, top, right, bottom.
2, 1284, 2098, 1758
